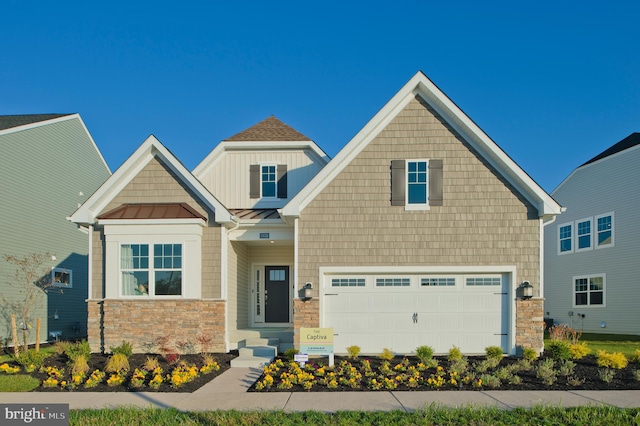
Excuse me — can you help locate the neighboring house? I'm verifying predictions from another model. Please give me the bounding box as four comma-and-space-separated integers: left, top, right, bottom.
544, 133, 640, 335
70, 72, 561, 361
0, 114, 111, 346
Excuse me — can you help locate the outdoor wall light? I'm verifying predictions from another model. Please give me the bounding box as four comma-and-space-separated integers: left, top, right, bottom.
519, 281, 533, 299
301, 282, 313, 301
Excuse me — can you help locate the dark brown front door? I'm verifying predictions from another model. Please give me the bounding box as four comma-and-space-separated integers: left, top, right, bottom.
265, 266, 290, 323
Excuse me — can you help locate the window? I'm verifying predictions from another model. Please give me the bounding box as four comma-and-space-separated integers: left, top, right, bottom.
332, 278, 365, 287
466, 277, 501, 286
558, 223, 573, 254
574, 274, 605, 306
121, 243, 182, 297
596, 213, 614, 248
407, 161, 428, 205
376, 278, 410, 287
52, 268, 72, 288
421, 277, 455, 286
576, 219, 592, 251
250, 164, 288, 199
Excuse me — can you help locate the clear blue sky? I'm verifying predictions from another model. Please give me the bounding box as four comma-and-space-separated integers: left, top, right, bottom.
2, 1, 638, 192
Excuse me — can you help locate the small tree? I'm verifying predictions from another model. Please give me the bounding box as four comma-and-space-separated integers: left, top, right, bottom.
2, 252, 60, 352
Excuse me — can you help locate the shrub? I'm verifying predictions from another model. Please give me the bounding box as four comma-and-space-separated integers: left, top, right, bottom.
65, 340, 91, 362
596, 351, 628, 369
379, 348, 394, 361
545, 340, 571, 361
569, 342, 590, 360
447, 346, 462, 361
449, 357, 468, 376
479, 374, 501, 389
634, 370, 640, 381
346, 345, 361, 359
485, 346, 503, 361
522, 347, 538, 362
105, 353, 130, 373
110, 340, 133, 358
598, 368, 616, 383
12, 349, 49, 369
547, 324, 582, 343
71, 353, 90, 376
536, 358, 557, 386
629, 349, 640, 364
284, 347, 299, 361
143, 356, 160, 372
415, 345, 434, 363
557, 359, 576, 377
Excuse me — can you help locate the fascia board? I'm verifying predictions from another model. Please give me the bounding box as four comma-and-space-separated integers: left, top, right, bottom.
74, 114, 112, 174
98, 218, 206, 226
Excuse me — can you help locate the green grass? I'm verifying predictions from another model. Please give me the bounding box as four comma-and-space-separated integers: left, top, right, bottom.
0, 374, 40, 392
68, 406, 640, 426
545, 333, 640, 358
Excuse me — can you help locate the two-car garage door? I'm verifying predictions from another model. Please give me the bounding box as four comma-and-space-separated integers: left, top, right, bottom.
322, 271, 511, 355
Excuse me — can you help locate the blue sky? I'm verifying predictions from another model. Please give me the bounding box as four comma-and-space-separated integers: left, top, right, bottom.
2, 1, 638, 192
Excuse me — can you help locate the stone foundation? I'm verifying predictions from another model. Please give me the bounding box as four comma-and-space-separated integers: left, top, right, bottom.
87, 299, 225, 354
515, 298, 544, 354
293, 298, 319, 348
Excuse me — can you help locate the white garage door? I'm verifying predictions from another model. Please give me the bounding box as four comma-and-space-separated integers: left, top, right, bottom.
323, 273, 510, 355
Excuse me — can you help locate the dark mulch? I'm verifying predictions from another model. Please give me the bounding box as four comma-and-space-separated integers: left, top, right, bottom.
248, 355, 640, 392
29, 352, 236, 393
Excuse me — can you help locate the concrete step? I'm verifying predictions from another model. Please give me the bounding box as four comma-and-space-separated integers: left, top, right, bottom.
238, 345, 277, 358
239, 337, 280, 348
230, 355, 274, 368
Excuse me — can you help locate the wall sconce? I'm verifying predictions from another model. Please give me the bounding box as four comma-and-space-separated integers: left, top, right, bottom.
54, 310, 59, 320
301, 282, 313, 301
519, 281, 533, 299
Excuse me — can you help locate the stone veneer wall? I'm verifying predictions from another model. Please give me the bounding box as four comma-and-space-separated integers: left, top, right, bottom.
87, 299, 225, 354
293, 299, 319, 348
515, 298, 544, 353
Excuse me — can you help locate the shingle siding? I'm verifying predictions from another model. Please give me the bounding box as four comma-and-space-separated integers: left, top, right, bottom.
298, 96, 540, 296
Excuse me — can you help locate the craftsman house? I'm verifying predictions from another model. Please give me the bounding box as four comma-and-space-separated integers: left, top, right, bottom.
70, 72, 562, 363
544, 133, 640, 335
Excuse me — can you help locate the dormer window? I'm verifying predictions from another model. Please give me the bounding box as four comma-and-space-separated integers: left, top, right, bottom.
250, 164, 288, 199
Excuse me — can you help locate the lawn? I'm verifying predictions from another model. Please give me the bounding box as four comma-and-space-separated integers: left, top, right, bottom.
67, 406, 640, 426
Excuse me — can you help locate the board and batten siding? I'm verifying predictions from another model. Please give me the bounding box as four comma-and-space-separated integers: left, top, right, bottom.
0, 117, 110, 343
297, 96, 540, 298
544, 145, 640, 334
198, 150, 325, 208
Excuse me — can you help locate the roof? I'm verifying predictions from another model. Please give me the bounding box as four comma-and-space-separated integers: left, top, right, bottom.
0, 114, 72, 131
98, 203, 206, 220
230, 208, 281, 220
580, 133, 640, 167
282, 71, 562, 219
225, 116, 311, 141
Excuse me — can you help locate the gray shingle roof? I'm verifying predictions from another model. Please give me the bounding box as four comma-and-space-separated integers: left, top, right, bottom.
0, 114, 72, 131
581, 133, 640, 167
225, 116, 311, 141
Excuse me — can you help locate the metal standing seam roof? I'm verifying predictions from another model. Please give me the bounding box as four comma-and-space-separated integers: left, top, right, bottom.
229, 209, 281, 220
224, 116, 311, 141
0, 114, 72, 131
97, 203, 207, 220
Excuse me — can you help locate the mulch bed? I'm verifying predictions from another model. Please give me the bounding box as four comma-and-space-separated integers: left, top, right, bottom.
27, 352, 236, 393
247, 355, 640, 392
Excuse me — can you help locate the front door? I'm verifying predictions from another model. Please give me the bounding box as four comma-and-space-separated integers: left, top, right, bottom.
265, 266, 290, 323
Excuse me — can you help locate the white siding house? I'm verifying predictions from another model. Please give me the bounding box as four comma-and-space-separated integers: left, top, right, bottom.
544, 133, 640, 335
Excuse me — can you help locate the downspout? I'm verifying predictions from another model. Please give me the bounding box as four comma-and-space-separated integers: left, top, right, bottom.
540, 210, 564, 299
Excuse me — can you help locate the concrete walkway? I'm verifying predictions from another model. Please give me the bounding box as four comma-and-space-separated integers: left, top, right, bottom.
1, 368, 639, 412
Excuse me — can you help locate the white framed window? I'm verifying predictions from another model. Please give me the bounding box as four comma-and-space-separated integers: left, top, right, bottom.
595, 212, 614, 248
261, 165, 277, 198
120, 243, 182, 297
576, 218, 592, 252
573, 274, 605, 307
406, 160, 428, 208
331, 278, 366, 287
465, 277, 501, 286
421, 277, 456, 287
52, 268, 72, 288
376, 277, 411, 287
558, 222, 573, 254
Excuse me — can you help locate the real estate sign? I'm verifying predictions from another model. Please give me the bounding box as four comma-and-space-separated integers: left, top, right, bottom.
300, 327, 334, 355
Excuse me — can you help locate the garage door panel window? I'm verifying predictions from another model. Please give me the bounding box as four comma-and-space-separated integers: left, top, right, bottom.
421, 277, 456, 287
574, 274, 605, 306
376, 278, 410, 287
465, 277, 501, 286
331, 278, 365, 287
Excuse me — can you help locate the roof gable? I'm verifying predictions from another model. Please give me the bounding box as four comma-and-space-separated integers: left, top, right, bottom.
225, 116, 311, 141
580, 133, 640, 167
69, 135, 234, 226
283, 71, 562, 218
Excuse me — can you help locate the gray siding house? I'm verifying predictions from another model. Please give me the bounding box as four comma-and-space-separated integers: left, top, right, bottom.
544, 133, 640, 335
0, 114, 111, 346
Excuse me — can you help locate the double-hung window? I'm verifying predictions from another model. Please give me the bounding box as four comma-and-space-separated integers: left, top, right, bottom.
574, 274, 604, 306
558, 223, 573, 254
121, 243, 182, 297
249, 164, 288, 199
576, 218, 592, 251
407, 160, 428, 205
595, 213, 614, 248
391, 159, 442, 210
261, 165, 277, 198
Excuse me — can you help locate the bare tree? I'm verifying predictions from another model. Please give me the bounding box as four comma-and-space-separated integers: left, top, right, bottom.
2, 252, 61, 352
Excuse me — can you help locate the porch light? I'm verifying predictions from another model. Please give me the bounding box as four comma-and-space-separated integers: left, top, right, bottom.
301, 282, 313, 301
519, 281, 533, 299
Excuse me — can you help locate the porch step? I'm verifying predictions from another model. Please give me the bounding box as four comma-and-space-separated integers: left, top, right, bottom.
231, 338, 279, 368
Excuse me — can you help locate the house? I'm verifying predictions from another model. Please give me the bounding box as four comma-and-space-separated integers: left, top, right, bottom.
70, 72, 561, 362
543, 133, 640, 335
0, 114, 111, 346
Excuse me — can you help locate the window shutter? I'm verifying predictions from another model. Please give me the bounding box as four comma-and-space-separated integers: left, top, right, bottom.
249, 164, 260, 199
277, 165, 288, 198
390, 160, 405, 206
429, 159, 443, 206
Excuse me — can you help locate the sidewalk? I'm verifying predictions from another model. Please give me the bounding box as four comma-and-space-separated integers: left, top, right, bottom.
1, 368, 639, 412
